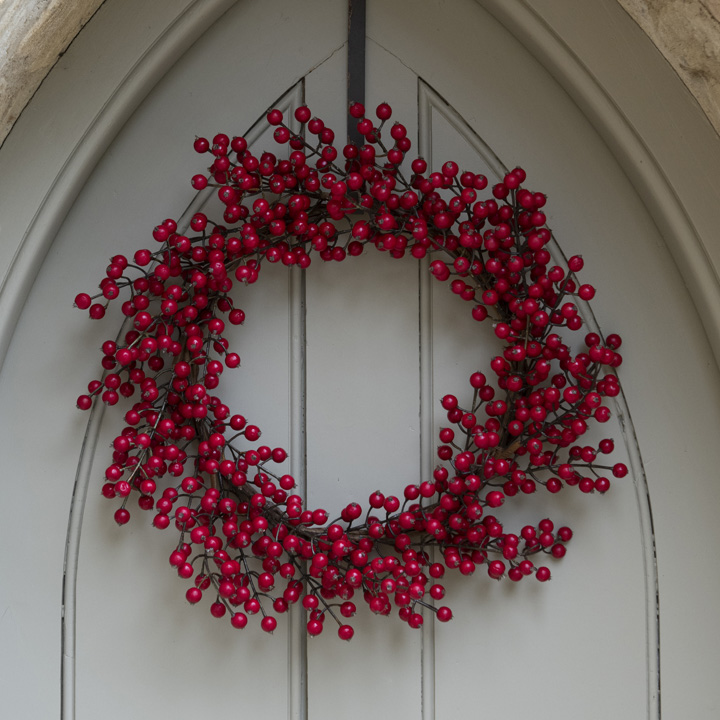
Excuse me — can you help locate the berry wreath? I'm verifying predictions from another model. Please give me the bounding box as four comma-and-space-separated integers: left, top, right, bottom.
75, 101, 628, 641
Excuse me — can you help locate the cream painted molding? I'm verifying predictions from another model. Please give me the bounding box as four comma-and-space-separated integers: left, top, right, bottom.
0, 0, 104, 145
2, 0, 720, 147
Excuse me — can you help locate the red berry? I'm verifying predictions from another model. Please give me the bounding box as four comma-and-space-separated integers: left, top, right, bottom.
89, 303, 106, 319
307, 620, 323, 636
231, 612, 248, 629
74, 293, 92, 309
294, 106, 311, 123
442, 161, 459, 177
338, 625, 354, 641
376, 102, 392, 120
191, 174, 208, 190
267, 109, 283, 125
536, 567, 551, 582
193, 137, 209, 153
349, 102, 365, 118
411, 158, 427, 174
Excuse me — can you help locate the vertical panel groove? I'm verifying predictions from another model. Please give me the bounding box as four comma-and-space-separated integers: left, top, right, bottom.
288, 264, 308, 720
417, 79, 436, 720
61, 400, 106, 720
287, 79, 309, 720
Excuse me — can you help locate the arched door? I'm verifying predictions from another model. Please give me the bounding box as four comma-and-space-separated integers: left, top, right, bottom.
4, 1, 720, 718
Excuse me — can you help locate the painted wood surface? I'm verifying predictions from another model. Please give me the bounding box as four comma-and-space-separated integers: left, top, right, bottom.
1, 1, 719, 718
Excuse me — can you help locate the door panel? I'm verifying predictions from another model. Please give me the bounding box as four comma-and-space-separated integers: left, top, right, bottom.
419, 85, 647, 718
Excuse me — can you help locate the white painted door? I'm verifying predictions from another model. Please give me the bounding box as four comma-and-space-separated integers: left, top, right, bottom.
7, 1, 720, 718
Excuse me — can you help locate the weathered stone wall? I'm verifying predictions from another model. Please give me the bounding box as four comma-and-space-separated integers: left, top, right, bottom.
617, 0, 720, 134
0, 0, 103, 146
1, 0, 720, 146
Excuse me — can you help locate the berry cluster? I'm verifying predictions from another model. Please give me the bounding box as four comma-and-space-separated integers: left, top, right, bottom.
76, 102, 627, 640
